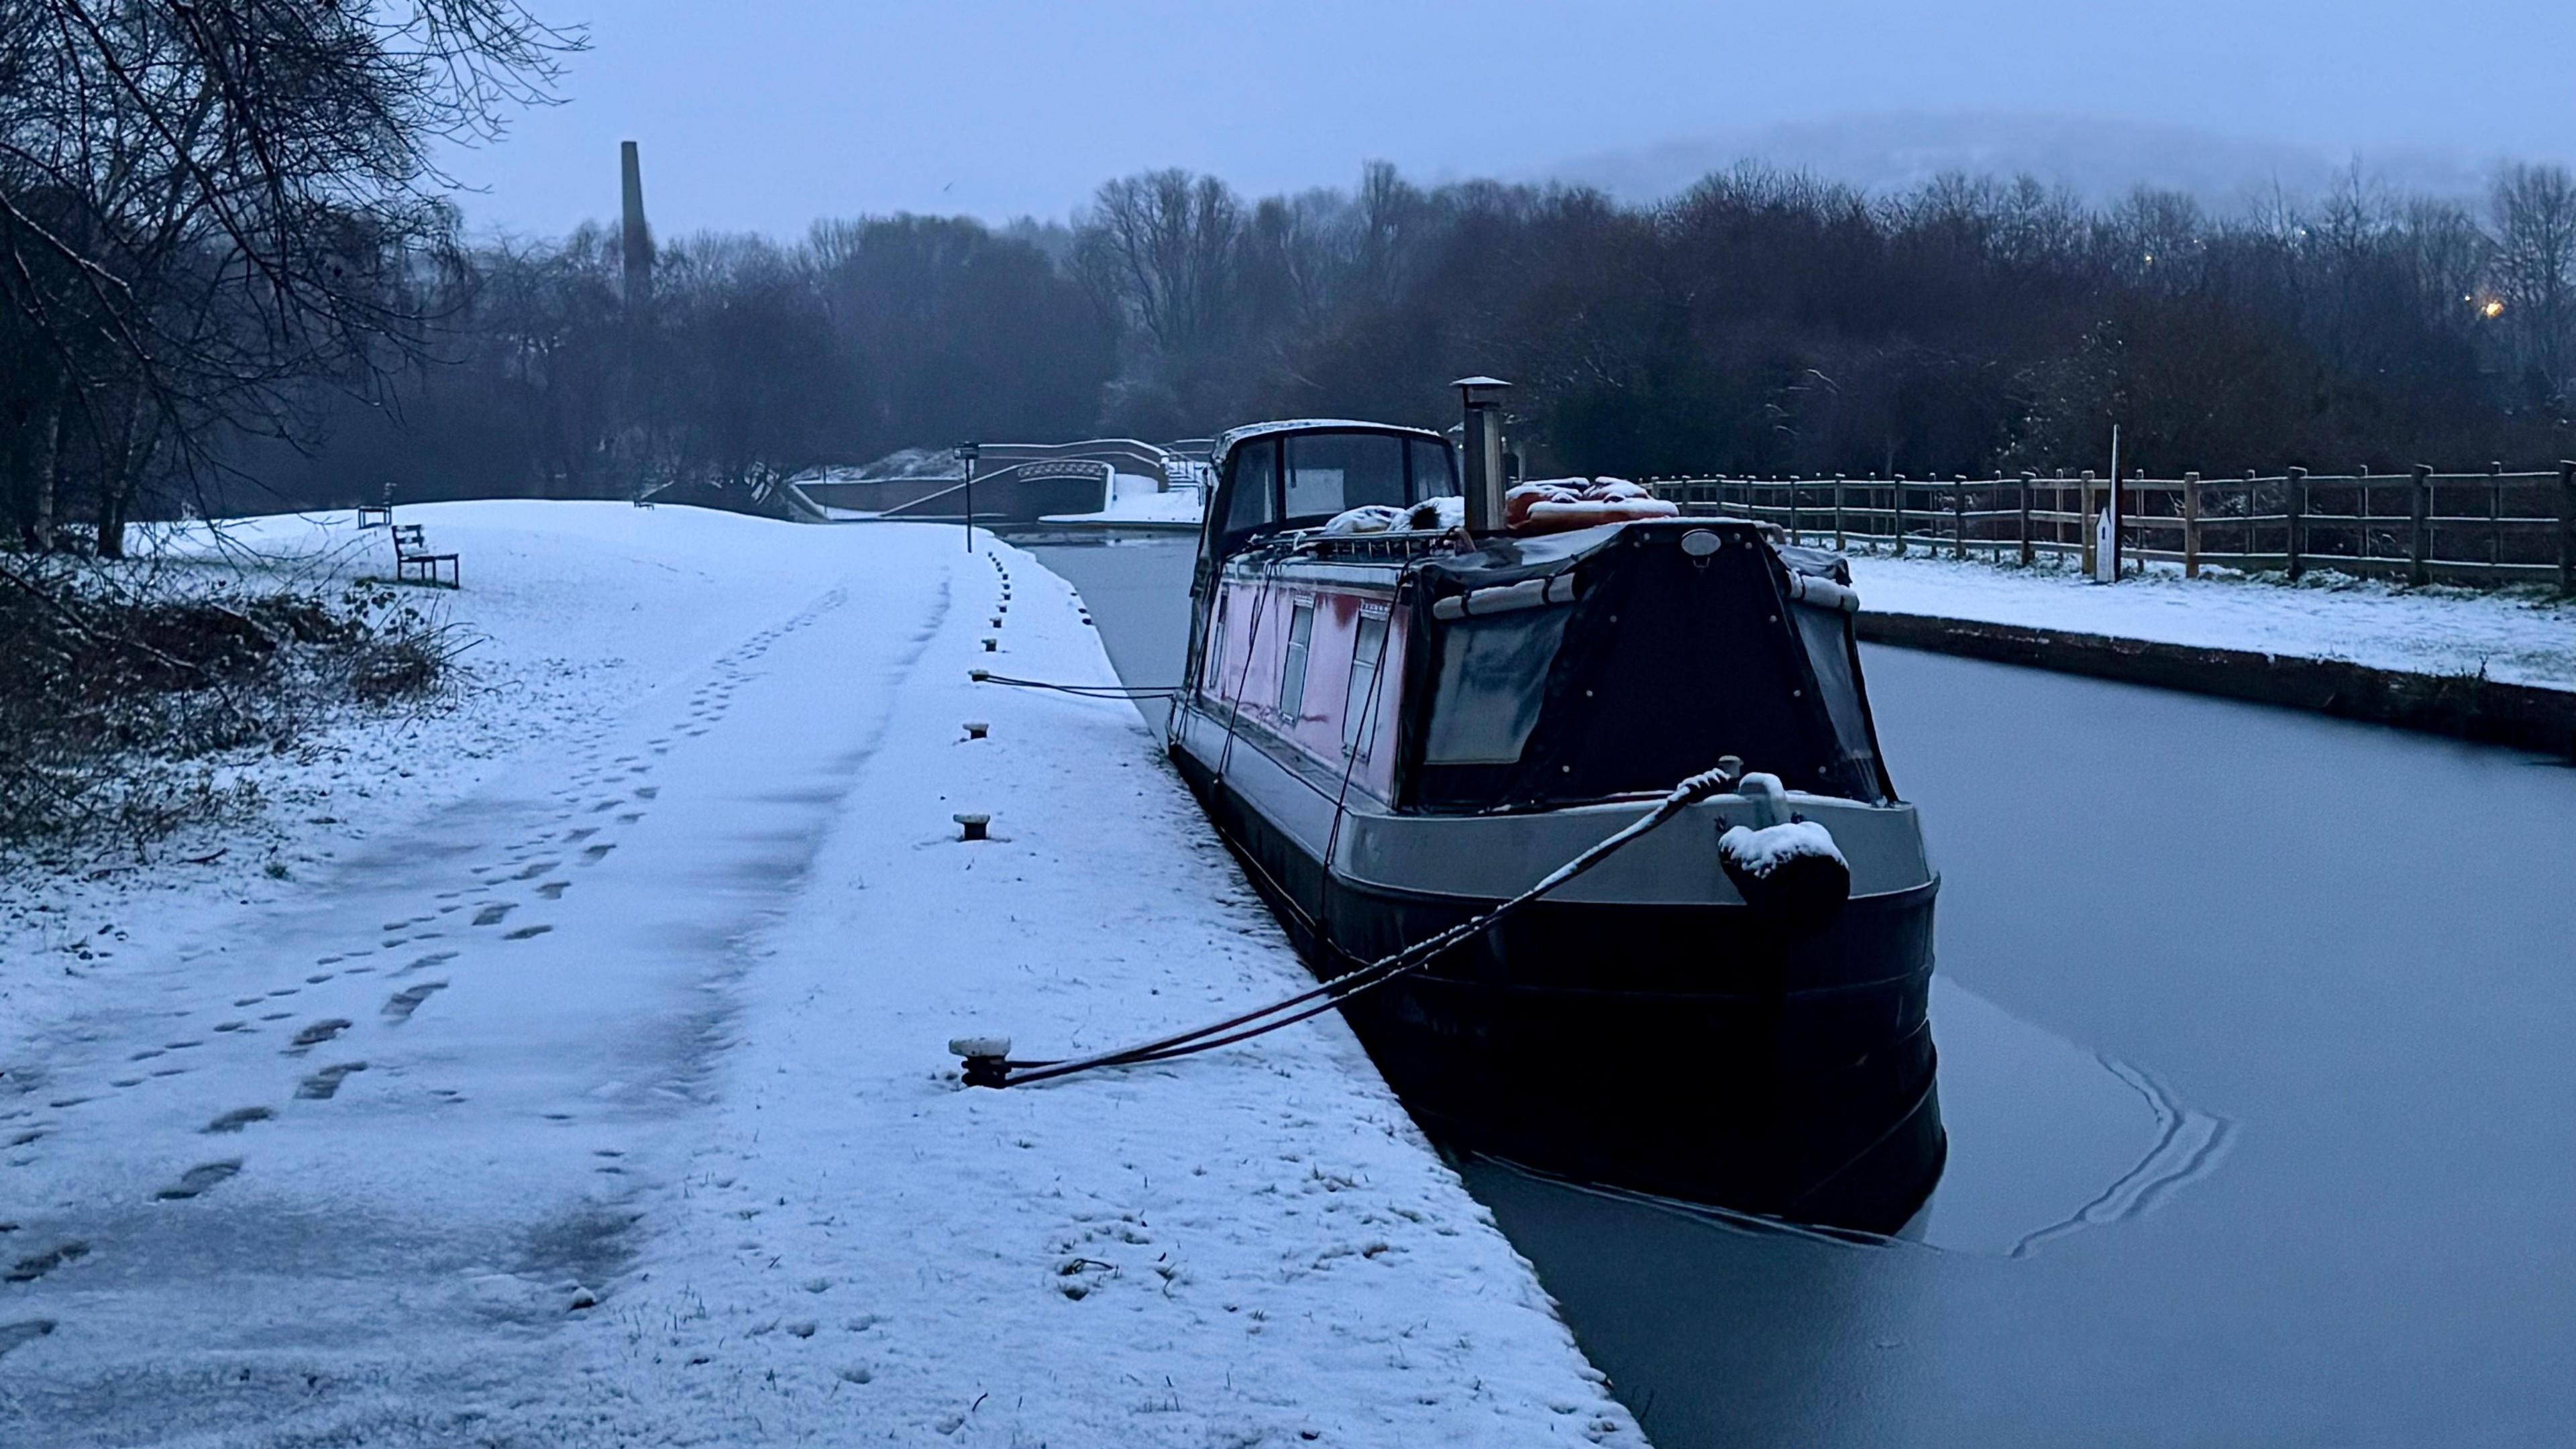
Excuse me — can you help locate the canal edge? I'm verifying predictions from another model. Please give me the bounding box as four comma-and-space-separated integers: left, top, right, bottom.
1857, 611, 2576, 759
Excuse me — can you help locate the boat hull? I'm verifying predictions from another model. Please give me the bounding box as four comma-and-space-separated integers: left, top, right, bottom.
1175, 745, 1947, 1234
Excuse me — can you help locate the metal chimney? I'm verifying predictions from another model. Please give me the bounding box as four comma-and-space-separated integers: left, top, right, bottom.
1453, 376, 1511, 535
620, 141, 655, 310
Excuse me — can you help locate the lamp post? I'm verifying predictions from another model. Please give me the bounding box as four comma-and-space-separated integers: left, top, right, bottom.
955, 441, 980, 552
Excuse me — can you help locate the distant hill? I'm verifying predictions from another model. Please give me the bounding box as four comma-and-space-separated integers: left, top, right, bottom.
1542, 111, 2527, 215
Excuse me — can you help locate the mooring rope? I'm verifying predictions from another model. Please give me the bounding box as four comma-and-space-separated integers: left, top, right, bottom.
964, 763, 1741, 1087
971, 671, 1179, 700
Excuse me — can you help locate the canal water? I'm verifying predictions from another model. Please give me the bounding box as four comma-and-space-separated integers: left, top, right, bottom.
1028, 535, 2576, 1448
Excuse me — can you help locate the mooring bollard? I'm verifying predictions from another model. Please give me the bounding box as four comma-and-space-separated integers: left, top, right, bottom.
969, 667, 990, 682
953, 812, 990, 841
982, 637, 998, 652
963, 720, 989, 740
950, 1034, 1012, 1088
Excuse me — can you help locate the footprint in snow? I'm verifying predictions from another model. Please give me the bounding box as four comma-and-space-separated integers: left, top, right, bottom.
204, 1107, 274, 1134
155, 1161, 241, 1200
396, 951, 458, 977
472, 903, 515, 927
286, 1020, 352, 1051
536, 881, 570, 900
4, 1241, 88, 1283
296, 1063, 366, 1100
382, 982, 447, 1023
0, 1320, 55, 1360
502, 924, 553, 941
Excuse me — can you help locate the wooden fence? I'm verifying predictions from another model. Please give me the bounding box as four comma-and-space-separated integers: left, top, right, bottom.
1645, 464, 2576, 592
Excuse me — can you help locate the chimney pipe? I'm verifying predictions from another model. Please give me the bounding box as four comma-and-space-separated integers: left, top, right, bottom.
1453, 376, 1512, 535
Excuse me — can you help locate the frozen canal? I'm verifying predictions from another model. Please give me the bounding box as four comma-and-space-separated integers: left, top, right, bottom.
1030, 533, 2576, 1449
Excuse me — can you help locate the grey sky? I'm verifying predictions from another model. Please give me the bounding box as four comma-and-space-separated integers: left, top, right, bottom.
447, 0, 2576, 240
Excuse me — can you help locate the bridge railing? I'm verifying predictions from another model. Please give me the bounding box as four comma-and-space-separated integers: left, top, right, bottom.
1644, 464, 2576, 592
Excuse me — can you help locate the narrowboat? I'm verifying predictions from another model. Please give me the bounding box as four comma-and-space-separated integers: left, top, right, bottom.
1165, 380, 1946, 1232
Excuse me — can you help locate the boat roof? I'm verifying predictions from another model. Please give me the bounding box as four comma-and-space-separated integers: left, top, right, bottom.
1210, 419, 1450, 471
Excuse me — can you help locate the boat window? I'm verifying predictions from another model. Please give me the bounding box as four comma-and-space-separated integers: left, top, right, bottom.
1278, 600, 1315, 719
1203, 594, 1228, 694
1793, 604, 1884, 792
1342, 612, 1389, 757
1224, 439, 1278, 538
1421, 608, 1571, 765
1284, 433, 1407, 523
1408, 437, 1458, 501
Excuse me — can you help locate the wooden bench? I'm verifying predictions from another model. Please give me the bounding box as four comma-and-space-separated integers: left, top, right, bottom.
356, 502, 392, 529
390, 523, 459, 588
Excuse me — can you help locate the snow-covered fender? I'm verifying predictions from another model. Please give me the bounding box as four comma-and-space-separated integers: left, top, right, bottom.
1717, 773, 1851, 936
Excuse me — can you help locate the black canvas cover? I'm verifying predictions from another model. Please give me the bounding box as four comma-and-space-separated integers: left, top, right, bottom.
1399, 520, 1894, 812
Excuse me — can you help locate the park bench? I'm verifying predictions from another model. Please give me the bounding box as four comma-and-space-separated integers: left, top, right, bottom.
390, 523, 459, 588
356, 502, 392, 529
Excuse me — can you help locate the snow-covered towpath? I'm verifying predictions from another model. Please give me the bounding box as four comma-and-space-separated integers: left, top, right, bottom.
1846, 551, 2576, 692
0, 505, 1635, 1447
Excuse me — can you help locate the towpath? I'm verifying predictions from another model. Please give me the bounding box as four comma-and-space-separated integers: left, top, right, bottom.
0, 504, 1636, 1447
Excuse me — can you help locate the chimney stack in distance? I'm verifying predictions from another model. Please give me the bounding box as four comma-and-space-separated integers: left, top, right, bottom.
620, 141, 654, 311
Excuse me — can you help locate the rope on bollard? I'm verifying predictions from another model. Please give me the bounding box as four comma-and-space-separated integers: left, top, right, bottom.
952, 763, 1742, 1088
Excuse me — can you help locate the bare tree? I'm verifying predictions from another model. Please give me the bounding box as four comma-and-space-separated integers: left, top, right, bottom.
2490, 162, 2576, 405
0, 0, 576, 552
1074, 169, 1245, 358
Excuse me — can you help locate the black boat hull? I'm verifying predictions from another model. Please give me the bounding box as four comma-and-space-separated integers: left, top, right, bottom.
1176, 746, 1948, 1234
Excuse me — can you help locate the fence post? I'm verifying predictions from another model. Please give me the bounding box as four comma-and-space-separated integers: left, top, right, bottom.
2184, 472, 2202, 579
2017, 470, 2035, 566
2243, 469, 2258, 568
2559, 460, 2576, 596
2287, 466, 2309, 580
2079, 470, 2097, 576
2489, 461, 2504, 574
1788, 478, 1803, 545
1832, 474, 1846, 551
2408, 463, 2432, 587
1892, 474, 1909, 556
1951, 475, 1968, 559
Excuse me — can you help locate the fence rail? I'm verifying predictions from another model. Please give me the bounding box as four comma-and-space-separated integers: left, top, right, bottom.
1643, 464, 2576, 592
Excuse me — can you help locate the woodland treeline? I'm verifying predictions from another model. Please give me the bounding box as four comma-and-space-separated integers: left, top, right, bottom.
9, 8, 2576, 542
247, 158, 2576, 515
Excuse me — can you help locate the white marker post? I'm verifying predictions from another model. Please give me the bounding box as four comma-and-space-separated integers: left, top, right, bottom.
2093, 423, 2122, 584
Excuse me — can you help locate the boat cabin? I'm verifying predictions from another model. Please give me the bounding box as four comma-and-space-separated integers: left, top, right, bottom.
1179, 420, 1894, 820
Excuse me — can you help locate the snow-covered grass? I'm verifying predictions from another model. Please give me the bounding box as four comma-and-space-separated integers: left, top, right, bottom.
1843, 551, 2576, 692
0, 503, 1635, 1447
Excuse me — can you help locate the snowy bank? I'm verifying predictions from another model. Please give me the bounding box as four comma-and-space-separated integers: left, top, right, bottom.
0, 503, 1635, 1447
1846, 552, 2576, 694
1039, 472, 1206, 526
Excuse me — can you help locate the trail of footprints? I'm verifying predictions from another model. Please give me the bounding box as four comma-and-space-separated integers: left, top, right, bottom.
3, 592, 859, 1292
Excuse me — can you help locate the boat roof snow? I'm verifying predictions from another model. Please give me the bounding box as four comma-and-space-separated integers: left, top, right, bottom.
1211, 419, 1448, 472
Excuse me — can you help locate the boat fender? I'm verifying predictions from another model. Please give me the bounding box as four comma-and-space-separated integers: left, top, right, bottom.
1719, 777, 1849, 934
1786, 573, 1861, 613
1431, 572, 1578, 621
